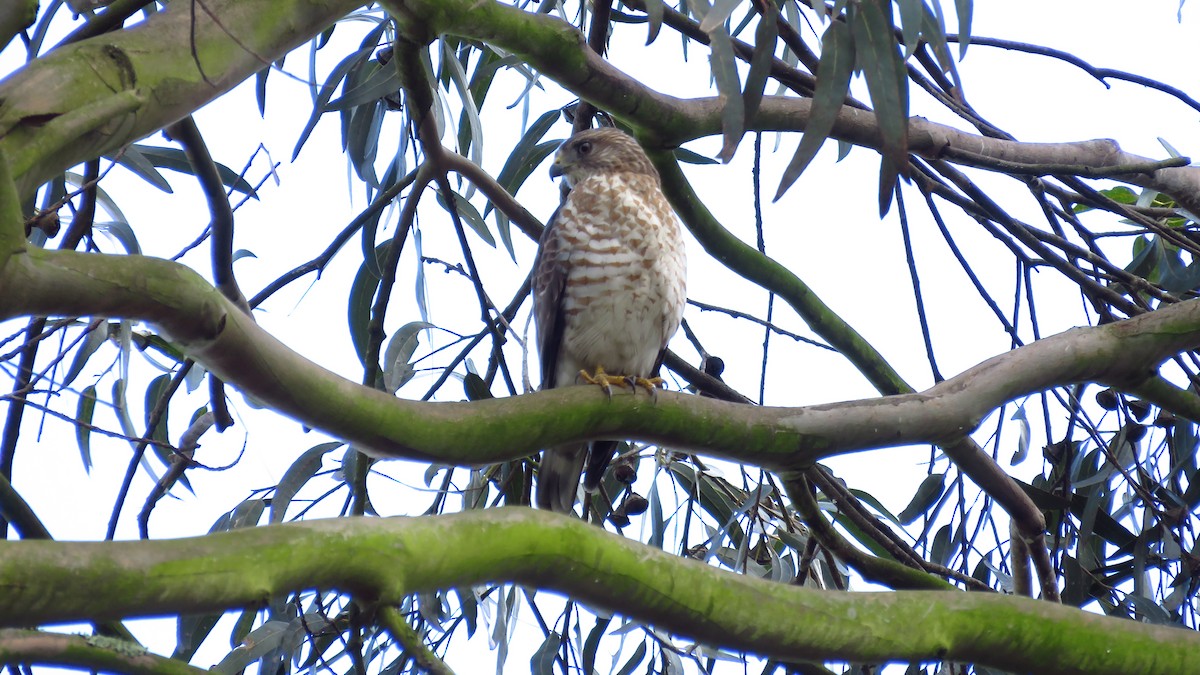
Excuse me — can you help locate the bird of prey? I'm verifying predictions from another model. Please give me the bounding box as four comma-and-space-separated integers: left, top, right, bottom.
532, 127, 687, 513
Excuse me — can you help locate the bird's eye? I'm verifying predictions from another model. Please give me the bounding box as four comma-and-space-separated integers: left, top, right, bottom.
577, 141, 592, 155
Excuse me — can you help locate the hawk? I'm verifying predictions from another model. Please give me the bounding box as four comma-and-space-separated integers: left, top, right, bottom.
532, 127, 687, 513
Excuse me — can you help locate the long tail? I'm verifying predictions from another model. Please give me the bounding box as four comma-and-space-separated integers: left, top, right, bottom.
536, 443, 588, 513
536, 441, 619, 513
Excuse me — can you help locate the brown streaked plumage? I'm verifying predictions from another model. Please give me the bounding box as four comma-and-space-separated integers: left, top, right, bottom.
532, 128, 687, 513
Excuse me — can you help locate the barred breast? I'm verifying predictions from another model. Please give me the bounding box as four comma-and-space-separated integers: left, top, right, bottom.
552, 172, 686, 387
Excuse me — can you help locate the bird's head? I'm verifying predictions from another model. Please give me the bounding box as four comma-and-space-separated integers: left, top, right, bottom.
549, 128, 659, 188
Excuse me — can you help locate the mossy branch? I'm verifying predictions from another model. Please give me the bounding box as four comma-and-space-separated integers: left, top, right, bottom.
0, 509, 1195, 675
0, 246, 1197, 470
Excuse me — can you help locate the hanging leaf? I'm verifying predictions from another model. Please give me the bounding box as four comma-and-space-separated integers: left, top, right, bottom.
212, 620, 289, 675
293, 35, 382, 160
269, 442, 343, 524
486, 109, 560, 215
898, 471, 945, 524
644, 0, 665, 43
1010, 403, 1030, 465
326, 61, 400, 111
895, 0, 923, 59
954, 0, 973, 59
255, 64, 270, 117
615, 640, 647, 675
582, 617, 610, 675
174, 611, 223, 662
708, 25, 744, 162
115, 145, 256, 197
850, 0, 909, 215
775, 19, 854, 200
442, 39, 484, 177
348, 242, 390, 366
699, 0, 744, 33
463, 372, 493, 401
75, 385, 97, 473
530, 631, 561, 675
62, 322, 107, 388
384, 321, 433, 393
741, 8, 777, 126
437, 189, 494, 247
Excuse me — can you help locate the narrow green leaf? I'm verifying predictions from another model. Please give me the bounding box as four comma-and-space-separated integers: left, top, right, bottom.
463, 372, 493, 401
921, 0, 955, 76
111, 378, 138, 451
460, 48, 501, 159
530, 632, 561, 675
384, 321, 434, 393
851, 0, 909, 215
144, 373, 172, 449
807, 0, 827, 22
348, 242, 389, 366
644, 0, 665, 43
174, 611, 223, 662
94, 220, 140, 255
213, 620, 288, 675
741, 9, 777, 126
63, 323, 107, 388
120, 145, 256, 197
293, 33, 381, 161
775, 20, 854, 199
896, 0, 924, 58
490, 138, 558, 208
674, 147, 719, 165
326, 62, 400, 111
230, 608, 256, 647
699, 0, 744, 33
954, 0, 972, 58
442, 39, 484, 176
255, 64, 270, 117
75, 385, 97, 473
898, 471, 945, 524
437, 189, 494, 246
582, 617, 610, 675
930, 523, 954, 566
270, 442, 343, 524
346, 101, 384, 187
487, 109, 560, 214
708, 26, 744, 162
227, 499, 266, 530
615, 640, 647, 675
108, 144, 172, 193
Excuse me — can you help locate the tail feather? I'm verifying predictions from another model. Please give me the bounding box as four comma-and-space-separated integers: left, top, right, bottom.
582, 441, 618, 493
536, 444, 588, 513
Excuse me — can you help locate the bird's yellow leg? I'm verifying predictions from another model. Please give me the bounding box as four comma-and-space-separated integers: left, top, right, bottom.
578, 366, 662, 399
578, 365, 626, 398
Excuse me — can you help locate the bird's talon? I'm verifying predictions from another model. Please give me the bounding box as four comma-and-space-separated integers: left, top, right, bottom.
635, 376, 663, 399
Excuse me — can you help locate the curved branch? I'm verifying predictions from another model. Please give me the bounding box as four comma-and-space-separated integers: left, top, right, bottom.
0, 509, 1196, 674
1, 247, 1199, 472
378, 0, 1200, 213
5, 0, 1198, 218
0, 0, 362, 197
0, 630, 204, 675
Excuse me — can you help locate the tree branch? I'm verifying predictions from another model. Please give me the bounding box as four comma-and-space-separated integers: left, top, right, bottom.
0, 509, 1195, 674
0, 630, 204, 675
1, 247, 1198, 472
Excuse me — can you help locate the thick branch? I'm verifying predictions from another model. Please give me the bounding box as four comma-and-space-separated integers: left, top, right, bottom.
0, 630, 203, 675
378, 0, 1200, 213
0, 0, 362, 197
0, 247, 1197, 470
0, 510, 1195, 674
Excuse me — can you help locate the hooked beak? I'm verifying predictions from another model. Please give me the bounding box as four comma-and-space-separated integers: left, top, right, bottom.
549, 159, 564, 179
